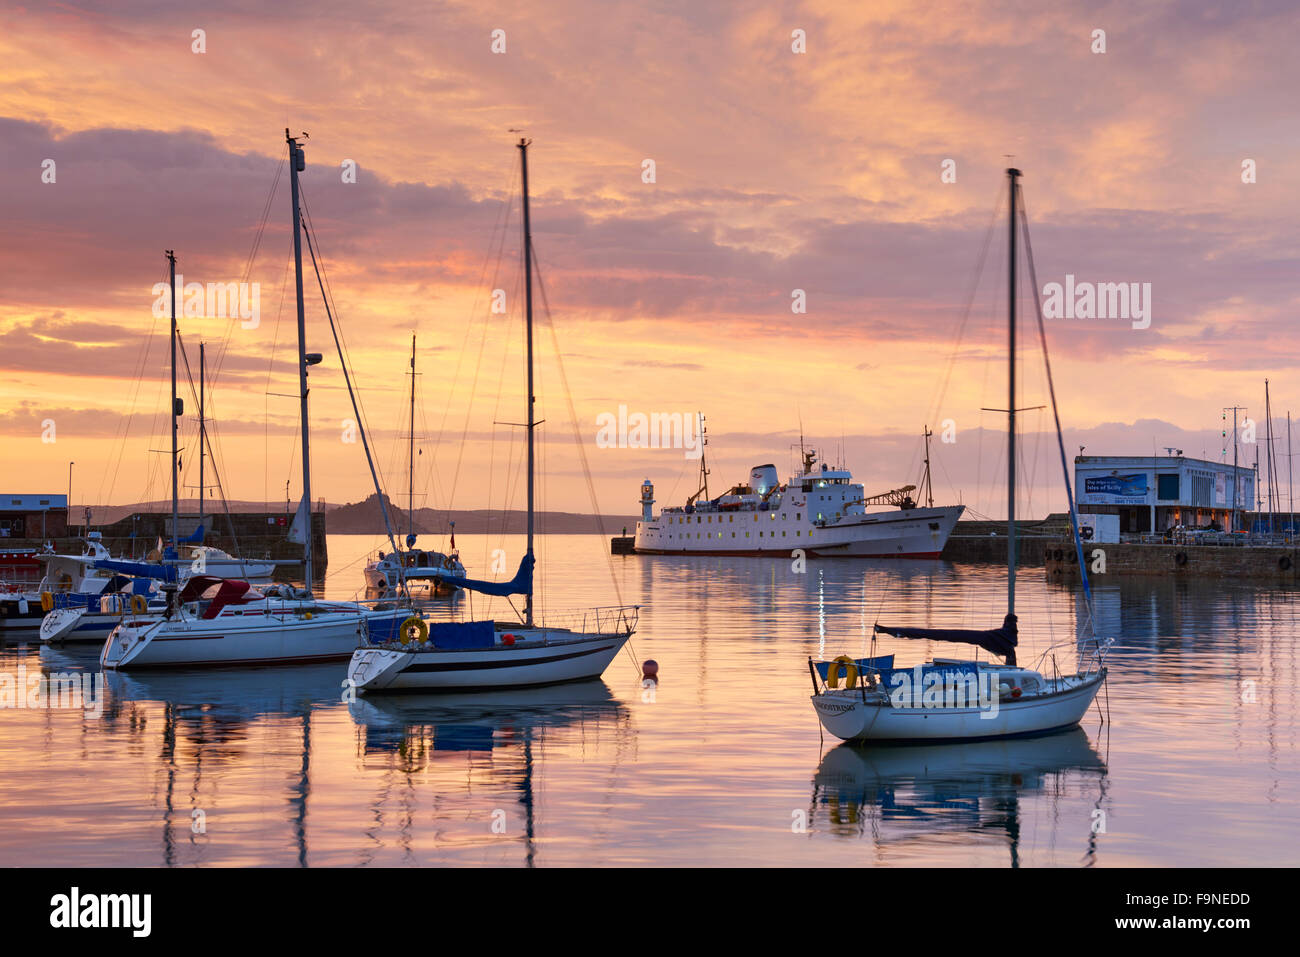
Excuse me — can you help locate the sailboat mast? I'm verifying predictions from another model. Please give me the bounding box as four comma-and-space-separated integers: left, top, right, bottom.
409, 333, 416, 543
287, 130, 313, 593
519, 137, 535, 628
198, 341, 205, 534
167, 249, 179, 551
1007, 168, 1020, 615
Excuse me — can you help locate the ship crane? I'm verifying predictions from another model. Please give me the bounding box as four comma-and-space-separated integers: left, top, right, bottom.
855, 484, 918, 508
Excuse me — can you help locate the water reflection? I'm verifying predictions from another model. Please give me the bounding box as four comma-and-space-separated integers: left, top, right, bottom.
3, 535, 1298, 866
810, 728, 1109, 866
348, 683, 633, 867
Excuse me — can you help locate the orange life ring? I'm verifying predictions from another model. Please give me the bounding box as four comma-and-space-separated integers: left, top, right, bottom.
825, 655, 858, 690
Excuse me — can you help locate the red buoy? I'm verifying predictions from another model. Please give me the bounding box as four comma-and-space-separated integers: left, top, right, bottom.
641, 659, 658, 679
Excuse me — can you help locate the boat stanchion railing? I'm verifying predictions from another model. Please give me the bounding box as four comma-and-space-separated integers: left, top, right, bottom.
534, 604, 640, 635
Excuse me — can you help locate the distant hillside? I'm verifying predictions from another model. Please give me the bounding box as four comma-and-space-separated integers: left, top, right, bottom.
82, 500, 305, 525
82, 495, 639, 536
326, 493, 640, 536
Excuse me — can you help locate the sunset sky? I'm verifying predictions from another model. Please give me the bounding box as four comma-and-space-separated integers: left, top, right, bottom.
3, 0, 1299, 523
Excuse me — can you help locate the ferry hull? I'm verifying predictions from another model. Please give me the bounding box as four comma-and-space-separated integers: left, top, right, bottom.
635, 505, 963, 558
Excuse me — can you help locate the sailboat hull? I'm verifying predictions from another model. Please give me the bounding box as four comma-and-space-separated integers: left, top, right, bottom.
348, 631, 630, 693
812, 671, 1105, 743
101, 606, 407, 670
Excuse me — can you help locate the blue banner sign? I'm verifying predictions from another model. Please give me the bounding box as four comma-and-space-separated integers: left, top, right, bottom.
1083, 473, 1148, 500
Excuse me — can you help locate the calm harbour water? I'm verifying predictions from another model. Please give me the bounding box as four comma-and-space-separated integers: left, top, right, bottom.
1, 532, 1297, 867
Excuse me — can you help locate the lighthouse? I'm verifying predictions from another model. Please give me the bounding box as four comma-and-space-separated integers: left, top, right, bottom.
640, 479, 655, 522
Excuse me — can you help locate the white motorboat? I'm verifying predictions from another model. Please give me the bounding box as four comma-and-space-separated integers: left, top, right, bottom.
41, 586, 164, 645
0, 535, 128, 634
810, 168, 1110, 744
348, 138, 638, 694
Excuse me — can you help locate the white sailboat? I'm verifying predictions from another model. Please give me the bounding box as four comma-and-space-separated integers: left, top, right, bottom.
348, 138, 639, 694
810, 168, 1110, 743
362, 334, 465, 599
102, 133, 413, 670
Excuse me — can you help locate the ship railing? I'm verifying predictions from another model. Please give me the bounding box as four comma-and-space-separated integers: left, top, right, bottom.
1032, 635, 1112, 679
534, 604, 640, 636
1119, 531, 1297, 547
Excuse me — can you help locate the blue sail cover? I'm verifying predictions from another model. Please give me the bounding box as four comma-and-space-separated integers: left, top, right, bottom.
404, 554, 534, 598
874, 613, 1018, 666
91, 559, 178, 583
813, 655, 895, 681
180, 524, 206, 544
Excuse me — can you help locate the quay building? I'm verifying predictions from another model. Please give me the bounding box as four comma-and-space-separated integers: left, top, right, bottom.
1074, 454, 1256, 536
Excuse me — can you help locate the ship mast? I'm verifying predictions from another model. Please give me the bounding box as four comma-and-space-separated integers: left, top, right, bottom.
921, 424, 934, 508
519, 137, 536, 628
698, 413, 710, 502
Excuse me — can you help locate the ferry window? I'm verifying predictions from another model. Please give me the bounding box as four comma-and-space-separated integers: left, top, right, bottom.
745, 532, 750, 537
782, 531, 786, 537
728, 515, 733, 522
781, 513, 785, 519
731, 532, 735, 537
796, 513, 801, 520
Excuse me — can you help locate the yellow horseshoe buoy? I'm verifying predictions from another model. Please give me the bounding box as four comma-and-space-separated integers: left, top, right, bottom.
40, 591, 54, 613
130, 594, 148, 615
826, 655, 858, 690
399, 616, 428, 645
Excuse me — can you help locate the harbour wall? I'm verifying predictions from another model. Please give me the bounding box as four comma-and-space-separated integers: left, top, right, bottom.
1, 511, 327, 583
1044, 540, 1299, 581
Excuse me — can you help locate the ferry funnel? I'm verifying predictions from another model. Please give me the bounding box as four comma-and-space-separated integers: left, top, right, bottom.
749, 464, 778, 496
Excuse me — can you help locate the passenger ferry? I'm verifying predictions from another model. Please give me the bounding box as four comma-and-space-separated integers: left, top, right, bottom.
634, 448, 963, 558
